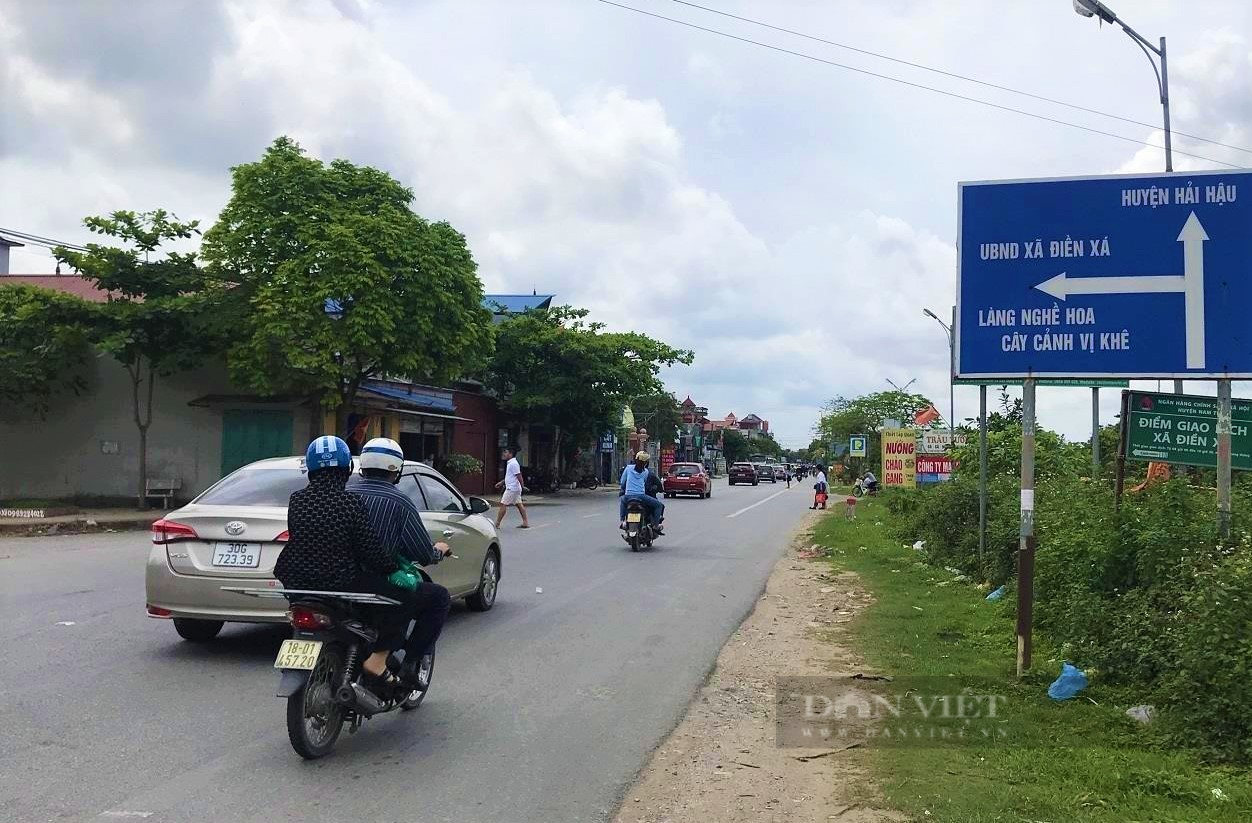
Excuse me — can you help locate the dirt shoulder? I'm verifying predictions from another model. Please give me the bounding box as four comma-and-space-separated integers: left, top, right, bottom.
612, 509, 905, 823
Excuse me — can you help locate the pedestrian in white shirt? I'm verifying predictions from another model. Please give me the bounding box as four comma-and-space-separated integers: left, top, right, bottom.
494, 447, 531, 529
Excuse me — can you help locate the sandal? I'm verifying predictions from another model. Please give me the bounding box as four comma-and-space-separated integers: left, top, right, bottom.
360, 667, 402, 700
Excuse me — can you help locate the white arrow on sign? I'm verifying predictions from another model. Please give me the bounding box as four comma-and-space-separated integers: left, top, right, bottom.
1032, 211, 1208, 369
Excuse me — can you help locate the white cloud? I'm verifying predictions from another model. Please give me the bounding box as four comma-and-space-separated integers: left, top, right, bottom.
4, 0, 1252, 446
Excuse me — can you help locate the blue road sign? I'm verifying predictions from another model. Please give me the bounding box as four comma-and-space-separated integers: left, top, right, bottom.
956, 170, 1252, 379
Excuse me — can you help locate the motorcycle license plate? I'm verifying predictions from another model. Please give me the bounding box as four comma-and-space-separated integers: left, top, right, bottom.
626, 512, 642, 523
274, 639, 322, 670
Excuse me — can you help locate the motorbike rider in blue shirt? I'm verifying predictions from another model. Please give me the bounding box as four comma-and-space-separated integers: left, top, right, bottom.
619, 451, 665, 533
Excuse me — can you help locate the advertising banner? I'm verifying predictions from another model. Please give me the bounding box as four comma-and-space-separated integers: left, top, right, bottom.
881, 429, 917, 488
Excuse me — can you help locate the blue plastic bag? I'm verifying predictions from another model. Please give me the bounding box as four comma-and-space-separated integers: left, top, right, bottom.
985, 585, 1007, 601
1047, 663, 1088, 701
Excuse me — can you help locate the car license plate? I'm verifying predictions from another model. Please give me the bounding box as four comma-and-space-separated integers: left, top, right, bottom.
626, 512, 642, 523
212, 542, 260, 568
274, 639, 322, 670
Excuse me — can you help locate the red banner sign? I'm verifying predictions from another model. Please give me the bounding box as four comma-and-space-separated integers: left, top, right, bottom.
916, 455, 955, 475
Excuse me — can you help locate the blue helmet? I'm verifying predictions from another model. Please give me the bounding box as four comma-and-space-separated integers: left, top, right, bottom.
305, 435, 352, 473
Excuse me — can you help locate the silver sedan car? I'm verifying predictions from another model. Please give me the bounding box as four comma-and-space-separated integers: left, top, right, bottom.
146, 457, 502, 641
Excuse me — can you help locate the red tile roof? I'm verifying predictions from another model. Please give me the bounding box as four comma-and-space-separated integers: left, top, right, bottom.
0, 275, 117, 303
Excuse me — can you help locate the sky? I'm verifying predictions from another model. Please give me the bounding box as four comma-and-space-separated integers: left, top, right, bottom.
3, 0, 1251, 448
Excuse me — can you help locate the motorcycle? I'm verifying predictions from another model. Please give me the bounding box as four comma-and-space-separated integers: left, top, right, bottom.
225, 585, 435, 759
853, 478, 880, 498
621, 497, 659, 552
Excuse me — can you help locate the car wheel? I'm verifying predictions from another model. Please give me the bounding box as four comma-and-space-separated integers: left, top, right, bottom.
466, 548, 500, 612
173, 618, 224, 642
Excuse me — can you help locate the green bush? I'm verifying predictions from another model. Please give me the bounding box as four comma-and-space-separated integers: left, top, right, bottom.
886, 452, 1252, 763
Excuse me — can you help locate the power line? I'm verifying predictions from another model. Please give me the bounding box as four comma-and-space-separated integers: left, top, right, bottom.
670, 0, 1252, 158
596, 0, 1244, 169
0, 228, 89, 252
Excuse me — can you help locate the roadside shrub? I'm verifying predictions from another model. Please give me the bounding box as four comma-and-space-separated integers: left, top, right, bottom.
884, 449, 1252, 762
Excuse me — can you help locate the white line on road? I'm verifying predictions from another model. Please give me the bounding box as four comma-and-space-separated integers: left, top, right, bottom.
100, 813, 154, 819
582, 512, 601, 519
727, 488, 789, 519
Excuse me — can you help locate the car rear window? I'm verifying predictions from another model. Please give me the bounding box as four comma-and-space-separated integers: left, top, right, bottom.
670, 464, 700, 476
195, 468, 308, 507
732, 463, 752, 469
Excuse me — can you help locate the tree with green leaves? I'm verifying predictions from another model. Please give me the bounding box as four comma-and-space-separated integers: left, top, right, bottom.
0, 284, 95, 419
746, 431, 784, 460
200, 137, 493, 432
56, 210, 225, 507
815, 389, 936, 473
630, 393, 682, 447
719, 428, 751, 464
488, 305, 692, 467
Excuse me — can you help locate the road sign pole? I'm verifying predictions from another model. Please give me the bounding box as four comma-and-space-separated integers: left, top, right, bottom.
978, 385, 988, 575
1217, 379, 1233, 539
1115, 391, 1129, 513
949, 305, 956, 446
1017, 378, 1036, 678
1091, 387, 1101, 477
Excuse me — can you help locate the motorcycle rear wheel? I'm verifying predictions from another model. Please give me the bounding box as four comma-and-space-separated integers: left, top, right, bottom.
286, 646, 344, 759
401, 650, 435, 711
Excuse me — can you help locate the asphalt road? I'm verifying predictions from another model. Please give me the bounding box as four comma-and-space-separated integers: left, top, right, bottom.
0, 476, 813, 823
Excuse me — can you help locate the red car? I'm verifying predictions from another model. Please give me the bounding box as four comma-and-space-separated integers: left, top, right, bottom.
663, 463, 713, 499
728, 462, 758, 486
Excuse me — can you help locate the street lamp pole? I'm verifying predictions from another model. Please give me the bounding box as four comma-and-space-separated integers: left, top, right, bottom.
924, 307, 956, 446
1073, 0, 1179, 394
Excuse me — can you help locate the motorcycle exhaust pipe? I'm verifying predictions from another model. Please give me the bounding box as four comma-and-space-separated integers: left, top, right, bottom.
344, 682, 388, 717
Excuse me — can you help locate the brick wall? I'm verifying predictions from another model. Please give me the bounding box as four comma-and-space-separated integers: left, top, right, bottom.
450, 390, 500, 495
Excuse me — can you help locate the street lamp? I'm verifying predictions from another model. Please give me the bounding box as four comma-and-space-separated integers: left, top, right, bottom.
1071, 0, 1174, 173
1072, 0, 1181, 393
923, 307, 956, 447
885, 378, 917, 393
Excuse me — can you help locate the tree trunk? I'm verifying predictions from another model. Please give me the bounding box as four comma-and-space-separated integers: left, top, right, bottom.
552, 426, 563, 479
130, 358, 155, 510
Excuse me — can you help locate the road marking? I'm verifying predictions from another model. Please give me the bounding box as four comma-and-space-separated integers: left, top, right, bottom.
100, 813, 154, 819
727, 489, 789, 518
582, 512, 600, 519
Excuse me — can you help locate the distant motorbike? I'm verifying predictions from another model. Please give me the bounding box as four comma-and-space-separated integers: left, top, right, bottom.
226, 585, 435, 759
561, 473, 600, 490
853, 478, 880, 498
621, 497, 659, 552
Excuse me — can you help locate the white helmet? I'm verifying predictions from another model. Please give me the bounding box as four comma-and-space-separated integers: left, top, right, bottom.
359, 437, 404, 472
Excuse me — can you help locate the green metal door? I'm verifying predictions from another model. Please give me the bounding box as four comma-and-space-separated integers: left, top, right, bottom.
221, 410, 294, 477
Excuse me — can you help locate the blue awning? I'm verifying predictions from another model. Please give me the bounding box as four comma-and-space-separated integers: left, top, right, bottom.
360, 381, 454, 413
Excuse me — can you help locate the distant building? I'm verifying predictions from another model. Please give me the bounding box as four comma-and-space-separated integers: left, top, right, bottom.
482, 293, 554, 323
0, 235, 25, 275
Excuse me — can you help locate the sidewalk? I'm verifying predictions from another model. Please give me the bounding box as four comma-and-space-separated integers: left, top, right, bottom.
0, 508, 160, 537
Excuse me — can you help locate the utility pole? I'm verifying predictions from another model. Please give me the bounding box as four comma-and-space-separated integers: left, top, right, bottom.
1017, 378, 1037, 678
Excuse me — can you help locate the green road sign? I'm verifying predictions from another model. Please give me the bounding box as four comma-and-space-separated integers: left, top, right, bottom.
1126, 390, 1252, 470
952, 377, 1129, 387
849, 435, 867, 458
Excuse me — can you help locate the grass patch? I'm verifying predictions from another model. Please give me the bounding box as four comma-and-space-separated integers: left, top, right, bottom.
813, 495, 1252, 822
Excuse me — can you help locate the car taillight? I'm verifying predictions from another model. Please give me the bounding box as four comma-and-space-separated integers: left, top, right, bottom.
146, 605, 172, 618
274, 530, 290, 543
287, 607, 333, 631
151, 519, 198, 544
